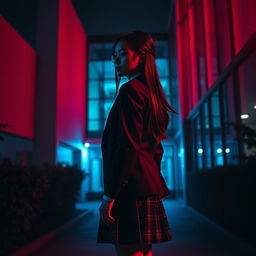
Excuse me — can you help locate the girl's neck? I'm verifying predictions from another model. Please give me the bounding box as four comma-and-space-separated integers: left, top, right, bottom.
127, 72, 142, 81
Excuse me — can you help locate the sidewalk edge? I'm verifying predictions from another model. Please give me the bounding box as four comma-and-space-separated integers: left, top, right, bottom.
11, 209, 94, 256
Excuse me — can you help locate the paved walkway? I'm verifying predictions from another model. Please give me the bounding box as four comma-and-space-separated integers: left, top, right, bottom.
31, 199, 256, 256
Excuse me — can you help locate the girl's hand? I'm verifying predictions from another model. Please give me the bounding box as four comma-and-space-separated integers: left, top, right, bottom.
99, 199, 116, 226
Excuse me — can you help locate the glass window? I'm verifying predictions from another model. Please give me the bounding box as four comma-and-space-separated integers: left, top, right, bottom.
238, 49, 256, 130
88, 43, 116, 137
104, 61, 115, 78
156, 59, 169, 76
88, 120, 100, 131
210, 90, 224, 166
160, 78, 170, 96
88, 80, 100, 98
88, 100, 100, 119
211, 90, 221, 129
89, 61, 103, 79
237, 49, 256, 162
202, 101, 212, 168
102, 80, 116, 98
222, 78, 239, 165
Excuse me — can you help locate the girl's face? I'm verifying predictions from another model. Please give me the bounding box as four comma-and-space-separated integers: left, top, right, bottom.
112, 40, 142, 79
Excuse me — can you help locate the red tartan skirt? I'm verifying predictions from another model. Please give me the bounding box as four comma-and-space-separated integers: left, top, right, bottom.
97, 195, 173, 244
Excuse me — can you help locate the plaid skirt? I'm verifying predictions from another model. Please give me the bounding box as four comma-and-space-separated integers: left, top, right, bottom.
96, 195, 173, 244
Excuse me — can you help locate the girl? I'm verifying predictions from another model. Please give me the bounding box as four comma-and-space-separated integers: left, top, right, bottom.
97, 30, 178, 256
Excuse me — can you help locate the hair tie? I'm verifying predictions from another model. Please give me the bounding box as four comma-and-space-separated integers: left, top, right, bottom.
142, 49, 155, 59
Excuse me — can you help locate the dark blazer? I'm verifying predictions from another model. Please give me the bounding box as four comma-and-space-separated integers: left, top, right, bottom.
101, 74, 170, 200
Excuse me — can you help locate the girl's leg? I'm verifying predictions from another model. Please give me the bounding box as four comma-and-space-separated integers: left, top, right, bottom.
114, 243, 145, 256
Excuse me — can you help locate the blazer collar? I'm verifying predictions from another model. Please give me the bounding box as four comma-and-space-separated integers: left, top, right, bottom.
128, 73, 147, 84
128, 73, 142, 81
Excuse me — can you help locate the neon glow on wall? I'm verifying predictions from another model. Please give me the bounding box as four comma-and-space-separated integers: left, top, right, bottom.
56, 0, 87, 148
0, 16, 36, 139
175, 0, 256, 120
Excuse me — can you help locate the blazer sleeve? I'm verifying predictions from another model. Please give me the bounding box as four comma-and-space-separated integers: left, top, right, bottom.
104, 83, 146, 199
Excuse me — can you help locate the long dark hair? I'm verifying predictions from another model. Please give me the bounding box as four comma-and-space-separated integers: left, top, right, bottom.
112, 30, 179, 144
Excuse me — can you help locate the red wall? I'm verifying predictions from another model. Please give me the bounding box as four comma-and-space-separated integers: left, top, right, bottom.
175, 0, 256, 120
176, 0, 191, 121
203, 0, 218, 88
56, 0, 87, 146
0, 16, 36, 139
231, 0, 256, 54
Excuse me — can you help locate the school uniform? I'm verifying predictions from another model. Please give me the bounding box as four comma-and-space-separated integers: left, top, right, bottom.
97, 73, 173, 244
